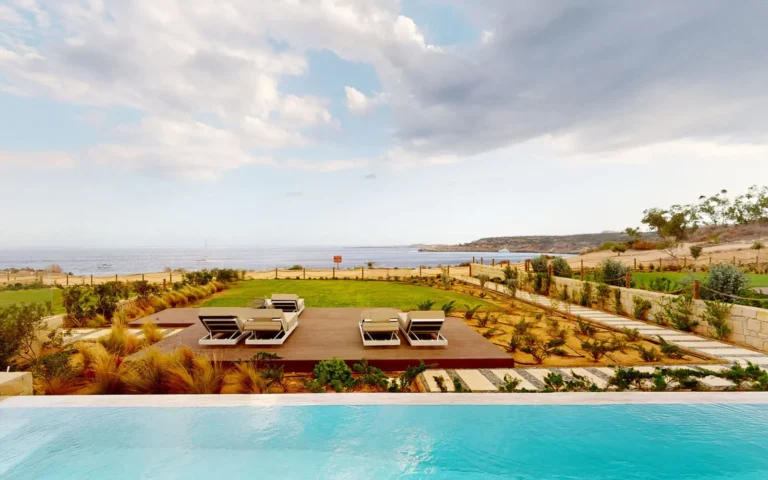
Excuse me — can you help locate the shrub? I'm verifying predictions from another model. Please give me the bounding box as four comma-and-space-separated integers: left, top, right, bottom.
63, 285, 93, 327
621, 327, 642, 342
575, 317, 597, 337
476, 311, 498, 328
580, 338, 623, 362
440, 300, 456, 316
596, 283, 612, 309
543, 372, 565, 392
433, 375, 448, 392
165, 353, 226, 394
82, 350, 131, 394
656, 296, 698, 331
98, 324, 143, 356
703, 264, 748, 301
86, 314, 108, 328
530, 255, 549, 273
416, 299, 436, 311
92, 282, 123, 320
463, 304, 482, 320
476, 274, 490, 289
551, 258, 572, 278
0, 302, 58, 368
499, 374, 521, 392
142, 321, 165, 344
596, 259, 631, 287
513, 318, 535, 335
632, 296, 653, 320
648, 277, 681, 293
580, 281, 593, 307
125, 348, 174, 394
701, 300, 732, 340
287, 265, 303, 271
612, 288, 625, 315
657, 337, 685, 359
633, 241, 656, 251
634, 345, 661, 362
388, 361, 432, 392
353, 358, 388, 390
221, 362, 267, 394
313, 358, 354, 392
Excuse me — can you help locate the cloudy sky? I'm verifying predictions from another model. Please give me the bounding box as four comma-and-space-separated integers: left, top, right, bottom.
1, 0, 767, 247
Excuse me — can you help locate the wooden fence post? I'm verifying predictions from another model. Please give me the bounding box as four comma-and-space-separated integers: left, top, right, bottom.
547, 264, 553, 295
472, 256, 475, 263
480, 257, 484, 265
66, 274, 69, 286
303, 268, 306, 280
709, 256, 712, 265
419, 266, 422, 277
90, 274, 93, 286
333, 267, 336, 279
115, 274, 118, 282
275, 268, 278, 279
142, 274, 145, 281
625, 272, 631, 289
659, 258, 662, 271
447, 265, 450, 276
733, 256, 736, 265
693, 280, 700, 300
170, 272, 173, 283
492, 258, 495, 266
469, 264, 473, 277
387, 268, 390, 279
163, 279, 166, 288
361, 267, 364, 280
580, 260, 584, 281
683, 258, 687, 269
633, 258, 637, 269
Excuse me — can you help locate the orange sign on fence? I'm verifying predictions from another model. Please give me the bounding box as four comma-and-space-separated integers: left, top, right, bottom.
333, 256, 342, 264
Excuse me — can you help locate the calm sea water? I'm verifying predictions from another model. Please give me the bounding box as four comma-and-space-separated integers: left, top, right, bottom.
0, 247, 560, 275
2, 404, 768, 479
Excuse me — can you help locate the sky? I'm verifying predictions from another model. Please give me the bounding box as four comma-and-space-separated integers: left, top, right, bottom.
1, 0, 767, 248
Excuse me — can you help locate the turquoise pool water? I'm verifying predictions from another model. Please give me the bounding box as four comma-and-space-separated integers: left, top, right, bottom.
2, 404, 768, 479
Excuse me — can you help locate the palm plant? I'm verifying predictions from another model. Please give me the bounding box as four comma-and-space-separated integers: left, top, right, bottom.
416, 299, 436, 311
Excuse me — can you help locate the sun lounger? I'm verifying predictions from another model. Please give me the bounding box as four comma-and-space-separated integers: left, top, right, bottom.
199, 315, 249, 345
398, 311, 448, 346
266, 294, 305, 314
359, 309, 401, 346
244, 309, 299, 345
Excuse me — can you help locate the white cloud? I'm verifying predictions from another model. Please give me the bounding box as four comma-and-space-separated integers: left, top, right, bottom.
344, 86, 386, 116
0, 151, 76, 168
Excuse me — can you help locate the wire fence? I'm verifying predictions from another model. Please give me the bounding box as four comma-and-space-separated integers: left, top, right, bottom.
1, 266, 472, 287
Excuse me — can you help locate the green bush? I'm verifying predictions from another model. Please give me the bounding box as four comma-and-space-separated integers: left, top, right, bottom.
313, 358, 354, 392
703, 264, 748, 301
551, 257, 572, 278
596, 259, 631, 287
701, 300, 732, 340
530, 255, 549, 274
287, 265, 303, 271
0, 302, 57, 368
632, 296, 653, 320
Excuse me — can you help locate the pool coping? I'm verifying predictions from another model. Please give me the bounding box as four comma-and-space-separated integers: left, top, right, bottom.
3, 392, 768, 408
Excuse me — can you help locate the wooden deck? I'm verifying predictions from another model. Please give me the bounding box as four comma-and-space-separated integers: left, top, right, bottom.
130, 307, 514, 371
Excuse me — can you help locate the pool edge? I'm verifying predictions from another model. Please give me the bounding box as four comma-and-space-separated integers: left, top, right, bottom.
3, 392, 768, 408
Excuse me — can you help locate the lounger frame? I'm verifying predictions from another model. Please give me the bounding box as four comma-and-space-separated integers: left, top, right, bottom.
245, 316, 299, 346
199, 315, 249, 345
399, 314, 448, 347
266, 298, 305, 315
359, 320, 401, 347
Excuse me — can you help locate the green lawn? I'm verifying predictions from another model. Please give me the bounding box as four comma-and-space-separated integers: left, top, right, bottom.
201, 279, 497, 311
630, 272, 768, 288
0, 288, 64, 314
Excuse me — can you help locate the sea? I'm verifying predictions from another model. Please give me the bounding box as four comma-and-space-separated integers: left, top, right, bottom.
0, 247, 565, 276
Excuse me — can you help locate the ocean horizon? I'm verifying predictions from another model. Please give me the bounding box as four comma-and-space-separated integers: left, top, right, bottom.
0, 246, 567, 276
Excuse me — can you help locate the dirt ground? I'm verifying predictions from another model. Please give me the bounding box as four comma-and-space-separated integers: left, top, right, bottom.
449, 283, 720, 368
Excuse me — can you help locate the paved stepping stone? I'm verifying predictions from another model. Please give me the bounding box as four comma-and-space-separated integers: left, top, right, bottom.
698, 376, 734, 390
567, 368, 609, 388
669, 341, 732, 348
699, 348, 764, 357
424, 370, 454, 392
589, 367, 617, 379
490, 369, 539, 391
695, 364, 733, 373
524, 368, 559, 385
656, 334, 707, 341
455, 370, 497, 392
723, 356, 768, 366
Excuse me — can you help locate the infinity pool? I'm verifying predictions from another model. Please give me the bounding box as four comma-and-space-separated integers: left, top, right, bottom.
2, 401, 768, 479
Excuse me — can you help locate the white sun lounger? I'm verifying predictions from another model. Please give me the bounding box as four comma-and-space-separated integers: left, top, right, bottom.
243, 309, 299, 345
359, 309, 401, 347
398, 311, 448, 347
266, 294, 305, 314
199, 315, 249, 345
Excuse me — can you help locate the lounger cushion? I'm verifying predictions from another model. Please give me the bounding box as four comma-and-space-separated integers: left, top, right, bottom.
249, 309, 283, 319
362, 309, 400, 322
200, 316, 244, 333
272, 294, 299, 301
407, 311, 446, 320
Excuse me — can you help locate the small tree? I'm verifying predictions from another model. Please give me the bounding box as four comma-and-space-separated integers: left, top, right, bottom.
689, 245, 703, 261
753, 242, 766, 272
611, 244, 628, 256
551, 257, 573, 278
0, 302, 59, 368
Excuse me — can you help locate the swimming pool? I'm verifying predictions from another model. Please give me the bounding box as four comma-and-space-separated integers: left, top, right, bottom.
3, 395, 768, 479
